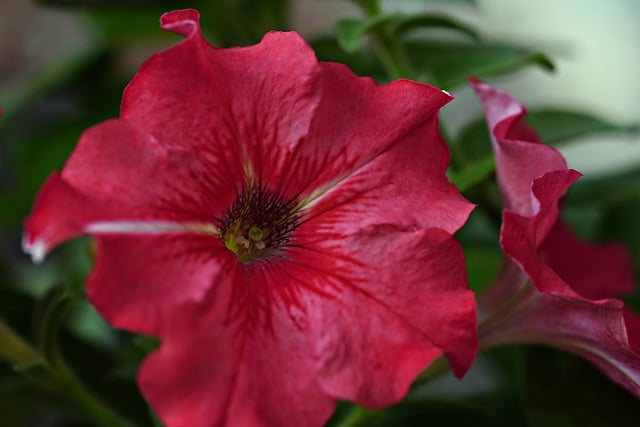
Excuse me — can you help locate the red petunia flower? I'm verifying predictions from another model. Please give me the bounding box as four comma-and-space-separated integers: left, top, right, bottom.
471, 78, 640, 397
23, 9, 477, 427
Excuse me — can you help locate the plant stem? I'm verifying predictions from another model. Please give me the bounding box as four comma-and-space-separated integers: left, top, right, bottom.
353, 0, 413, 79
60, 365, 133, 427
0, 317, 136, 427
336, 406, 378, 427
0, 318, 42, 365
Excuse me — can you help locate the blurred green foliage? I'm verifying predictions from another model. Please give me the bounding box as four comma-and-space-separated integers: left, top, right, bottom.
0, 1, 639, 426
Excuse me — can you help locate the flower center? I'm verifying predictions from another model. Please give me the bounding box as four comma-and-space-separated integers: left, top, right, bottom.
219, 183, 299, 262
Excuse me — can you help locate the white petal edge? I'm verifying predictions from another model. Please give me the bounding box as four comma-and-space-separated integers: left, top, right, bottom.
84, 220, 219, 235
23, 220, 220, 264
22, 235, 47, 264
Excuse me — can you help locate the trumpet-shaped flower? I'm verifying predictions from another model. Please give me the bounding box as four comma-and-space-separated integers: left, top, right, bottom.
23, 9, 477, 427
471, 78, 640, 398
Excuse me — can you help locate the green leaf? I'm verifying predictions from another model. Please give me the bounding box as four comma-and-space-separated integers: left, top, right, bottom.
310, 37, 385, 81
336, 18, 366, 53
406, 41, 554, 89
451, 154, 495, 192
457, 210, 503, 293
561, 204, 605, 241
464, 246, 504, 293
32, 285, 74, 368
65, 300, 119, 350
456, 117, 493, 164
109, 335, 160, 382
525, 109, 639, 146
392, 14, 480, 41
336, 15, 396, 53
598, 196, 640, 281
336, 12, 481, 55
566, 166, 640, 207
350, 0, 380, 15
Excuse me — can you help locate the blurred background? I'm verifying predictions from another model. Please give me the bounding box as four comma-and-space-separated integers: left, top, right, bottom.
293, 0, 640, 174
0, 1, 639, 426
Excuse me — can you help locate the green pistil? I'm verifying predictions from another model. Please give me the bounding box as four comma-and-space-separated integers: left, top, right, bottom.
223, 226, 268, 262
248, 226, 263, 242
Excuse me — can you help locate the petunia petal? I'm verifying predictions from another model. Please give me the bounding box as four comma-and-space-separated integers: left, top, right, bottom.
88, 234, 230, 334
139, 261, 336, 427
624, 308, 640, 354
300, 115, 473, 236
122, 8, 457, 216
64, 119, 234, 217
293, 63, 452, 202
122, 10, 322, 199
288, 225, 477, 403
223, 301, 335, 427
23, 172, 100, 262
159, 8, 201, 38
23, 119, 229, 261
489, 289, 640, 398
540, 219, 635, 300
26, 11, 479, 426
470, 78, 567, 215
126, 11, 454, 202
501, 170, 585, 297
473, 79, 640, 399
307, 284, 443, 407
137, 268, 243, 427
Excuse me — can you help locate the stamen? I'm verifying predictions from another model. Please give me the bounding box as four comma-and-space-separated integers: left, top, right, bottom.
219, 182, 298, 262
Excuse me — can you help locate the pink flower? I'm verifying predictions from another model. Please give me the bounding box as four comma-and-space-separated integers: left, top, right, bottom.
471, 78, 640, 397
24, 9, 477, 427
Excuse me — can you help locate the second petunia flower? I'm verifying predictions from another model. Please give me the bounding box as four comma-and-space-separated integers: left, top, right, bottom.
24, 9, 477, 427
471, 78, 640, 398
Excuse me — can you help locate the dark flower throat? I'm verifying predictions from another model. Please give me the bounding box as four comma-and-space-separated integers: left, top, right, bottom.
219, 183, 299, 262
